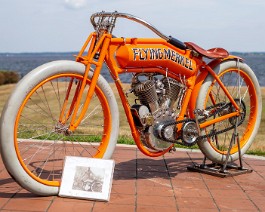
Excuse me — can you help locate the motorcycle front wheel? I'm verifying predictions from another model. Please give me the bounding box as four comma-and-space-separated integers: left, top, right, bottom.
0, 60, 119, 195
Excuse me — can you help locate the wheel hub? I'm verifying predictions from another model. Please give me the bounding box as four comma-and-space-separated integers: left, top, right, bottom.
55, 122, 72, 136
228, 99, 246, 126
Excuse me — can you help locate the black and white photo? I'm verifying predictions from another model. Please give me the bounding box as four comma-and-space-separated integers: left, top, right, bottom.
59, 157, 115, 201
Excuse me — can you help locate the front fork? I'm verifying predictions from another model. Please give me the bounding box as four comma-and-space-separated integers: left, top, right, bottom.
59, 33, 111, 132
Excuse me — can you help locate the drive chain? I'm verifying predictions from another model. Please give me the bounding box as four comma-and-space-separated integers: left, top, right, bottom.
160, 101, 245, 145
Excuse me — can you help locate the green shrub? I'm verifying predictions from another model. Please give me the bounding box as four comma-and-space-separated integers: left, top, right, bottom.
0, 71, 20, 85
0, 72, 5, 85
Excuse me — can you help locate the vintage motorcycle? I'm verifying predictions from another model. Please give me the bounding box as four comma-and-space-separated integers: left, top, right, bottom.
0, 12, 261, 195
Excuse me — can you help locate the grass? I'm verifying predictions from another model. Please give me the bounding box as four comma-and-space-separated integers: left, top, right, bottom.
0, 83, 264, 156
246, 149, 265, 157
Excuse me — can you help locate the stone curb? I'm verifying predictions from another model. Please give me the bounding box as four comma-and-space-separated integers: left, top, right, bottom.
116, 143, 265, 160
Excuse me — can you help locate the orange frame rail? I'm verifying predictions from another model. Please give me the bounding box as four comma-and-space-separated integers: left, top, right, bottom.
67, 32, 241, 156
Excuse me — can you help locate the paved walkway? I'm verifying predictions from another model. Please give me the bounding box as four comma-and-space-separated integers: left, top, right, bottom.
0, 145, 264, 211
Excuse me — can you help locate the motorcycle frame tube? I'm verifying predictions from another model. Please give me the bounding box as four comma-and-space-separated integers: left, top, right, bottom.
74, 32, 241, 156
105, 39, 174, 156
188, 57, 243, 118
108, 38, 241, 126
69, 33, 112, 131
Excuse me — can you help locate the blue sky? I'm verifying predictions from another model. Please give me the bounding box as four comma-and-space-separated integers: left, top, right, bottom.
1, 0, 264, 52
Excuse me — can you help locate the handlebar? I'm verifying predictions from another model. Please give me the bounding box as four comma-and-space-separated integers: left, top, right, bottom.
90, 11, 169, 40
90, 11, 187, 50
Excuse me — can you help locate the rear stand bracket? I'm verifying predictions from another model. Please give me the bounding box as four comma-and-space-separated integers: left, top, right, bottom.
187, 122, 252, 177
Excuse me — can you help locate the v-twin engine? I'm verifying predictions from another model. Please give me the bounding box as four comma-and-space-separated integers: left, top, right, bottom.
130, 73, 185, 151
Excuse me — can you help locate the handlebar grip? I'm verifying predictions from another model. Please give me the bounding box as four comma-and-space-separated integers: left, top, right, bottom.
168, 36, 187, 50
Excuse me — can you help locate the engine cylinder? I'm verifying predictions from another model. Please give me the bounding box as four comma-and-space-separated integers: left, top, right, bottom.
134, 80, 158, 106
162, 78, 183, 107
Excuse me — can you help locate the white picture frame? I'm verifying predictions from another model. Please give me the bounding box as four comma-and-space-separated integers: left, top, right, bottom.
59, 156, 115, 201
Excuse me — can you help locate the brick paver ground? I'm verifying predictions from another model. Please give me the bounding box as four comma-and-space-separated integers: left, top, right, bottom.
0, 145, 264, 211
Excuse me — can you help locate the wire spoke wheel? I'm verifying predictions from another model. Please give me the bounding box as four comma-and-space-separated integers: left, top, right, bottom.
196, 61, 261, 163
15, 73, 111, 186
0, 61, 119, 195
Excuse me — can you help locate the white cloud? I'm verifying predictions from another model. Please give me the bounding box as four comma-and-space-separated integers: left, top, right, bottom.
64, 0, 87, 9
1, 0, 265, 52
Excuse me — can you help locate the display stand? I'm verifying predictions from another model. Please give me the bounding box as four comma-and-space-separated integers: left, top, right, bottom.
187, 123, 252, 177
187, 157, 252, 178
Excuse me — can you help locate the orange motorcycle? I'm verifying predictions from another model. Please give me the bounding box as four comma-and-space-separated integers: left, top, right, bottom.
0, 12, 262, 195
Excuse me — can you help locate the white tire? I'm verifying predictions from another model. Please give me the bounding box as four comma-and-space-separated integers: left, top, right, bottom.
196, 60, 262, 164
0, 60, 119, 195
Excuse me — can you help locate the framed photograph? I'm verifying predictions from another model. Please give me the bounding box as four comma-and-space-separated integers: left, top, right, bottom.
59, 156, 115, 201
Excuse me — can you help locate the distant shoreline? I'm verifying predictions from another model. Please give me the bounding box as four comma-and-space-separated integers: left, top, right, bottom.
1, 52, 265, 86
0, 51, 265, 55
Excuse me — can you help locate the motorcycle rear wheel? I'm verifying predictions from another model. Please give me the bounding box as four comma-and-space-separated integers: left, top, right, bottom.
196, 60, 261, 164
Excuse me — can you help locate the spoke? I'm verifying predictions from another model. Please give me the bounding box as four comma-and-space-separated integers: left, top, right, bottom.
241, 86, 249, 101
16, 73, 109, 184
34, 144, 64, 178
18, 119, 53, 135
23, 104, 54, 121
23, 140, 58, 164
40, 86, 57, 122
50, 80, 62, 112
80, 105, 101, 125
27, 98, 53, 120
19, 131, 60, 156
203, 65, 256, 154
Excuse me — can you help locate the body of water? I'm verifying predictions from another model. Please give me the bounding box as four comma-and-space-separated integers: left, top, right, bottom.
0, 52, 264, 86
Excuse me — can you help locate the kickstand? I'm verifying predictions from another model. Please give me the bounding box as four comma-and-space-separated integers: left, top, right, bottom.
187, 123, 252, 177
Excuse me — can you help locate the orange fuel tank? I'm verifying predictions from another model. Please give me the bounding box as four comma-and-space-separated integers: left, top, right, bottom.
115, 44, 197, 77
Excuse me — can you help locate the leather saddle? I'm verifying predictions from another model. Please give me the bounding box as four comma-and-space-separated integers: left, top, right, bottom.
184, 42, 229, 59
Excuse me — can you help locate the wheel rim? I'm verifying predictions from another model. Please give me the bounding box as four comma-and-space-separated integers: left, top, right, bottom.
203, 68, 258, 155
14, 73, 112, 186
